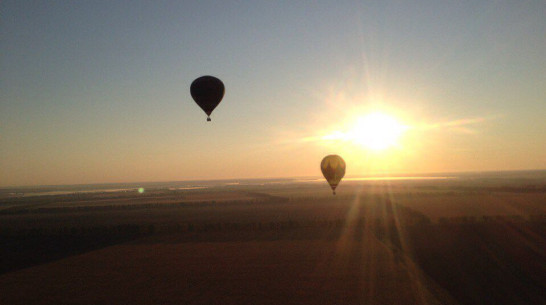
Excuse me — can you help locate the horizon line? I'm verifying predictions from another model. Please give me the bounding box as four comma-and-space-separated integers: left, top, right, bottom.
2, 168, 545, 189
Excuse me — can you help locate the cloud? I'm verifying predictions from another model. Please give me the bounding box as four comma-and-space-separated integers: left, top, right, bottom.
411, 114, 503, 134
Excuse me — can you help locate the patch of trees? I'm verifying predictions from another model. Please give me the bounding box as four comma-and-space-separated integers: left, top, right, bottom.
438, 214, 544, 224
0, 195, 286, 215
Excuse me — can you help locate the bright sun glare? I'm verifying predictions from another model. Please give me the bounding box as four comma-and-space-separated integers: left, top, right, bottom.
322, 112, 407, 151
349, 113, 406, 150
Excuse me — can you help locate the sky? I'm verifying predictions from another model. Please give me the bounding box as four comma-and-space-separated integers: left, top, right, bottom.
1, 1, 545, 187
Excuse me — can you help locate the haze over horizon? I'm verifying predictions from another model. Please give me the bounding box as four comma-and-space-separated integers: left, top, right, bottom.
2, 1, 545, 187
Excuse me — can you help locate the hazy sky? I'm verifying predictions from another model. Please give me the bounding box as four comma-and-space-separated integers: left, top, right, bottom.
1, 1, 545, 186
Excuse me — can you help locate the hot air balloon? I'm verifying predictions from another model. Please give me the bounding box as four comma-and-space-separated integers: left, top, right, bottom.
321, 155, 346, 195
190, 76, 225, 121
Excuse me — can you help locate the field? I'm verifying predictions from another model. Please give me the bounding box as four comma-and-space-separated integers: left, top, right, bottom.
1, 173, 545, 305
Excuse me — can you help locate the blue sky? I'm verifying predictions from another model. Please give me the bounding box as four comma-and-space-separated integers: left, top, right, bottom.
1, 1, 545, 186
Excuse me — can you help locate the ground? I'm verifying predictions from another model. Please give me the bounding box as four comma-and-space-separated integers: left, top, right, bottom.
1, 177, 545, 305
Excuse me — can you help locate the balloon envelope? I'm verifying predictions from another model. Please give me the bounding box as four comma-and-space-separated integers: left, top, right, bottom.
321, 155, 346, 195
190, 76, 224, 121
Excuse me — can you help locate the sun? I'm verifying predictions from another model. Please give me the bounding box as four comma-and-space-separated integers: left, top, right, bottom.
316, 111, 407, 152
346, 112, 406, 150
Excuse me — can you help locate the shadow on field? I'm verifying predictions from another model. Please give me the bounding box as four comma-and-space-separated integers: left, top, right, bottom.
405, 222, 546, 305
0, 227, 142, 275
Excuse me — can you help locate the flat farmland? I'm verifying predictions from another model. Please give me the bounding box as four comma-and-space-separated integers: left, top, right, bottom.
392, 192, 546, 222
1, 179, 545, 305
0, 230, 456, 305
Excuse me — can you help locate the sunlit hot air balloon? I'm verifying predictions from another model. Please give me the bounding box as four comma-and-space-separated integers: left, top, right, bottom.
321, 155, 346, 195
190, 76, 225, 121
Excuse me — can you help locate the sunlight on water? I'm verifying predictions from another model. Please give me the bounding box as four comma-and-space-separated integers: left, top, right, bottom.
294, 176, 455, 183
344, 176, 455, 181
167, 187, 208, 190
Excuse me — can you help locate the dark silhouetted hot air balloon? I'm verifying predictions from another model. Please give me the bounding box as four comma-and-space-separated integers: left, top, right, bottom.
190, 76, 225, 121
321, 155, 346, 195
